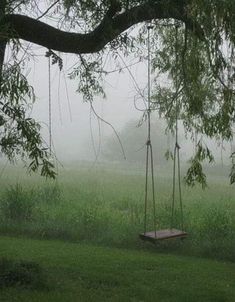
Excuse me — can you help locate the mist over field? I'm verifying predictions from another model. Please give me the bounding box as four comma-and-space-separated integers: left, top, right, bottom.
3, 47, 231, 169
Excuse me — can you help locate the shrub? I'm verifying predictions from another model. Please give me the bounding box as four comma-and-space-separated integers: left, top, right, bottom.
199, 205, 233, 241
37, 184, 61, 205
0, 184, 35, 221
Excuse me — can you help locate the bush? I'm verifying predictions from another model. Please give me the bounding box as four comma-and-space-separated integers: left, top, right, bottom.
0, 184, 35, 221
0, 258, 46, 289
36, 184, 61, 205
199, 204, 233, 241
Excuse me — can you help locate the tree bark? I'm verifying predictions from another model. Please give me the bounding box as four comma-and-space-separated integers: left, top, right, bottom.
1, 0, 203, 55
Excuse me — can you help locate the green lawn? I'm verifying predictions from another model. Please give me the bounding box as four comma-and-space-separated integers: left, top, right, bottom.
0, 236, 235, 302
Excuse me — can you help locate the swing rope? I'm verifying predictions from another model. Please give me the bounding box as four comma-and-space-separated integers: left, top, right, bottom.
171, 117, 184, 230
144, 25, 157, 236
48, 55, 52, 154
170, 24, 184, 231
140, 23, 187, 242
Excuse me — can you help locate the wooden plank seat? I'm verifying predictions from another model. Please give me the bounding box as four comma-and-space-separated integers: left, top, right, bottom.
139, 228, 188, 242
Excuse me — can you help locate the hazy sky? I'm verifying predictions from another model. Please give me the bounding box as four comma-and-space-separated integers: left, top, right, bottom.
28, 47, 148, 161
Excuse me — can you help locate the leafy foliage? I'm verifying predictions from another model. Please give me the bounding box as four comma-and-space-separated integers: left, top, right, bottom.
2, 0, 235, 183
45, 50, 63, 71
0, 63, 56, 178
0, 184, 35, 221
184, 141, 215, 188
69, 55, 105, 101
151, 12, 235, 184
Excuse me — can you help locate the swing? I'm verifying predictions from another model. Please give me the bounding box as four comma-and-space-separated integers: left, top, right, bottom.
139, 229, 187, 242
139, 24, 187, 243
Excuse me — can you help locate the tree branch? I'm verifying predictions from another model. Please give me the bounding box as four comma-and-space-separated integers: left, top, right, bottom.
1, 0, 203, 55
37, 0, 60, 20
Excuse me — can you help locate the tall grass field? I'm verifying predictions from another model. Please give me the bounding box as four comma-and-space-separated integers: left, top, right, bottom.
0, 160, 234, 262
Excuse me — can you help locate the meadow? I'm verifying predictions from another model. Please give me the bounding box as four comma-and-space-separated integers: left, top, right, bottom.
0, 160, 234, 262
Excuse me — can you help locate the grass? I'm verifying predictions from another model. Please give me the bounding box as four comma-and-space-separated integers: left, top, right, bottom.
0, 235, 235, 302
0, 161, 234, 262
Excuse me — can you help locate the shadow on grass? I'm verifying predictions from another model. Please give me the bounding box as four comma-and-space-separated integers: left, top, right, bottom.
0, 258, 48, 290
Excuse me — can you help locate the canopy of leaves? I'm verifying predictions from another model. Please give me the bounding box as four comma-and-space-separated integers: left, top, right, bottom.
0, 0, 235, 183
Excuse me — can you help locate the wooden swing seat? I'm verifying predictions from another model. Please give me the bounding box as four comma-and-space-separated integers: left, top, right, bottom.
139, 228, 187, 242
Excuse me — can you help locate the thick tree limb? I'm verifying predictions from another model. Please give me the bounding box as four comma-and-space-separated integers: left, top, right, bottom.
1, 0, 203, 54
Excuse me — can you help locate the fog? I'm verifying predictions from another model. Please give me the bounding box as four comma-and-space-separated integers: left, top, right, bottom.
28, 48, 149, 162
3, 44, 233, 168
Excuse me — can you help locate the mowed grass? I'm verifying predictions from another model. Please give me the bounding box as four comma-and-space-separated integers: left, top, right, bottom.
0, 235, 235, 302
0, 161, 234, 261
